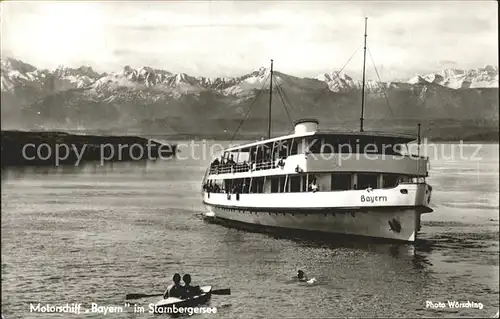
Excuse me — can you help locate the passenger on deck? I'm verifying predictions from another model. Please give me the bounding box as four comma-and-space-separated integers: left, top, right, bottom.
228, 155, 235, 165
235, 183, 243, 193
211, 158, 220, 174
277, 158, 285, 168
240, 161, 249, 172
163, 273, 185, 299
309, 178, 319, 193
211, 158, 219, 167
213, 183, 220, 193
265, 148, 271, 160
182, 274, 203, 298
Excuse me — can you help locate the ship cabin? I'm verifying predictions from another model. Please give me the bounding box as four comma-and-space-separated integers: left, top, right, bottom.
203, 119, 429, 195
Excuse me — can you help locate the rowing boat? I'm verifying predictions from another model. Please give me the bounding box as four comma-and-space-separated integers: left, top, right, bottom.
153, 286, 212, 314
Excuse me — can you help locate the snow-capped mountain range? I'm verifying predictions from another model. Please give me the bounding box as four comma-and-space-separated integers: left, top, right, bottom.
406, 65, 499, 89
1, 57, 498, 141
1, 57, 498, 96
319, 65, 499, 91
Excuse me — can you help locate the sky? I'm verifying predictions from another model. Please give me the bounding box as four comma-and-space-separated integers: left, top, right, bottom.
1, 1, 498, 80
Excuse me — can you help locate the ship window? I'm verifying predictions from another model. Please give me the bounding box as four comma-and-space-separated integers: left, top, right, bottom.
271, 177, 279, 193
242, 178, 250, 193
224, 179, 231, 192
236, 151, 250, 164
331, 173, 351, 190
319, 135, 338, 153
383, 174, 399, 188
399, 176, 410, 183
251, 177, 264, 193
315, 135, 404, 155
357, 174, 378, 189
278, 176, 286, 193
302, 175, 308, 192
248, 147, 255, 162
290, 176, 301, 192
275, 139, 290, 158
305, 137, 321, 153
231, 178, 243, 193
289, 138, 298, 155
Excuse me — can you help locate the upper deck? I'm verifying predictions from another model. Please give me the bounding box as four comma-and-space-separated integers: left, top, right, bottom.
207, 120, 428, 180
224, 127, 417, 154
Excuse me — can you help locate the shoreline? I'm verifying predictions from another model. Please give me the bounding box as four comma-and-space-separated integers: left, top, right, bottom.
1, 130, 178, 167
5, 127, 497, 143
150, 135, 499, 144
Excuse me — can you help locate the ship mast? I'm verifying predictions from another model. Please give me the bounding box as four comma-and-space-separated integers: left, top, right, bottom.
360, 17, 368, 132
268, 59, 274, 139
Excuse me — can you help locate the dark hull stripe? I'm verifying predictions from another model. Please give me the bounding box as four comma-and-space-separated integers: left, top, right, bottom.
206, 215, 416, 244
203, 201, 433, 214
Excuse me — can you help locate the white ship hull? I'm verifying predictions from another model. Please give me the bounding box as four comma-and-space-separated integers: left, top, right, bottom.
203, 183, 432, 242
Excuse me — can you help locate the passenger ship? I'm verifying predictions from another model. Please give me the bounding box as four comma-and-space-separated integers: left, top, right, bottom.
201, 19, 433, 242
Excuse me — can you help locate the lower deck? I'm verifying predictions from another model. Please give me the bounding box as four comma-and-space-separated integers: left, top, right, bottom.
203, 170, 429, 197
202, 182, 433, 242
203, 183, 433, 210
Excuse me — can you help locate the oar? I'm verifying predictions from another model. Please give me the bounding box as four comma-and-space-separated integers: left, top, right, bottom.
212, 288, 231, 295
126, 293, 163, 300
126, 288, 230, 300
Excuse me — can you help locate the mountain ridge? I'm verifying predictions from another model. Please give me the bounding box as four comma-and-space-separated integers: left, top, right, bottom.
2, 57, 498, 94
1, 57, 498, 141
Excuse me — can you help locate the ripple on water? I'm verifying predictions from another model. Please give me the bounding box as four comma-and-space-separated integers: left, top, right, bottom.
2, 149, 499, 318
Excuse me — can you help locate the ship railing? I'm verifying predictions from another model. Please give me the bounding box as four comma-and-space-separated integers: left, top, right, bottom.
209, 163, 250, 175
208, 159, 282, 175
256, 160, 282, 170
233, 164, 251, 173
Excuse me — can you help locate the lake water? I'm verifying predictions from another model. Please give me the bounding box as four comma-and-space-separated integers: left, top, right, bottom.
1, 142, 499, 318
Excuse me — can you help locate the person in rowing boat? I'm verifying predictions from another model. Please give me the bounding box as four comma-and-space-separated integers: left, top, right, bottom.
182, 274, 203, 298
163, 273, 185, 299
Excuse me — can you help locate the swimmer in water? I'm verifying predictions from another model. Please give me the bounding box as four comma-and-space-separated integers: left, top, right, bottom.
297, 270, 308, 281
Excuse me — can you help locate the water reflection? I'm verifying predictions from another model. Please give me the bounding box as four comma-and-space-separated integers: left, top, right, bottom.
1, 159, 171, 183
2, 165, 86, 182
211, 217, 434, 271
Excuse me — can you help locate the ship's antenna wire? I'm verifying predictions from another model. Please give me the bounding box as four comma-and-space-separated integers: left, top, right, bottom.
313, 44, 363, 103
276, 87, 294, 127
273, 76, 294, 127
273, 75, 296, 118
271, 74, 299, 135
367, 47, 394, 117
271, 74, 297, 121
229, 74, 271, 143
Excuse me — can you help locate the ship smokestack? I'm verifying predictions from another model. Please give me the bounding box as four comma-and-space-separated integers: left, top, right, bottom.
294, 119, 319, 135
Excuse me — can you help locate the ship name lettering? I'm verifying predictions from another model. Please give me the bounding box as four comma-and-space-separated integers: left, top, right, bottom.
360, 195, 388, 203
